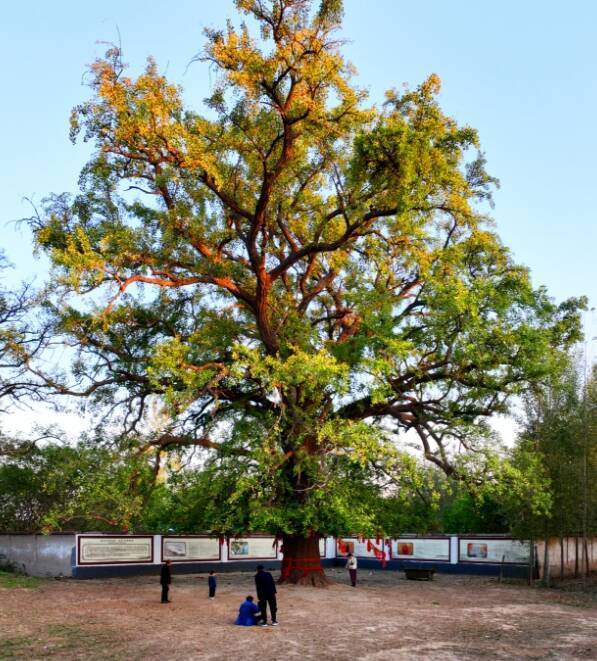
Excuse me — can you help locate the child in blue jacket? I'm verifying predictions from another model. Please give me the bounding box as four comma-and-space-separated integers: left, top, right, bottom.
235, 595, 261, 626
208, 570, 216, 599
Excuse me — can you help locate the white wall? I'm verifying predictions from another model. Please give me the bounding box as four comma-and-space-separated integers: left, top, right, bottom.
0, 534, 75, 577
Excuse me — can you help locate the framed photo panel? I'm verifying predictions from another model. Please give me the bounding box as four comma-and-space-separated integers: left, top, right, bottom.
77, 535, 154, 565
162, 536, 221, 562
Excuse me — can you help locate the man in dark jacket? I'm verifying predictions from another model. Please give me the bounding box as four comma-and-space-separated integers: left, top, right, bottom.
160, 560, 172, 603
254, 565, 278, 625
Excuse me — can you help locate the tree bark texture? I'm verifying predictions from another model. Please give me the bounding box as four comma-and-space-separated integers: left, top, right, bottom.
279, 533, 329, 586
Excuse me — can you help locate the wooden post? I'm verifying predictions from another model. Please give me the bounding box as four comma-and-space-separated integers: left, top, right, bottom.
543, 538, 550, 587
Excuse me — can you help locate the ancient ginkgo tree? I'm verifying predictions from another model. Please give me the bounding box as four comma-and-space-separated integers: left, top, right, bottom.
29, 0, 582, 583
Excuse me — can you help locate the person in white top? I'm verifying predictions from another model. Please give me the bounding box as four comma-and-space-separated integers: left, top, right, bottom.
345, 552, 358, 587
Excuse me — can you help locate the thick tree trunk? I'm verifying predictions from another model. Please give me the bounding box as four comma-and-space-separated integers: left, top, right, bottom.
279, 533, 329, 586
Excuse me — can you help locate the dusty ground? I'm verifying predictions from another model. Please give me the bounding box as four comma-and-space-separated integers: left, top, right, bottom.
1, 568, 596, 660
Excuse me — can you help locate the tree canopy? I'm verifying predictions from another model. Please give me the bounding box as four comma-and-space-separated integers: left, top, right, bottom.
24, 0, 583, 580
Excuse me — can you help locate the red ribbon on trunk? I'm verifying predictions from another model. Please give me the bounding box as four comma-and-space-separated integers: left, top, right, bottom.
281, 556, 323, 579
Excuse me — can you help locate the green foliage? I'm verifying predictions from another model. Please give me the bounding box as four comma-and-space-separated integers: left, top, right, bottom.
490, 448, 553, 540
0, 437, 157, 533
23, 0, 584, 541
504, 356, 597, 540
440, 490, 508, 535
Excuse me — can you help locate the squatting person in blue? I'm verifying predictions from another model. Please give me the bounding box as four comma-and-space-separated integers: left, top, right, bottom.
235, 595, 261, 626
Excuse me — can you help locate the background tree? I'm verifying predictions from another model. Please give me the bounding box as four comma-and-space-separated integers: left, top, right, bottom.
27, 0, 582, 583
439, 487, 508, 535
0, 250, 49, 409
0, 436, 161, 533
508, 355, 597, 581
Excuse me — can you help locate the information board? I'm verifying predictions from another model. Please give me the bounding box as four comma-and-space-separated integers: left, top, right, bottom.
162, 536, 220, 562
227, 537, 278, 560
335, 538, 386, 559
392, 537, 450, 562
77, 536, 153, 565
459, 538, 529, 563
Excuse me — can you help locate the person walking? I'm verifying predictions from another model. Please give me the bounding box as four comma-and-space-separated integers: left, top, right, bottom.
208, 570, 217, 599
346, 552, 358, 587
160, 559, 172, 603
254, 564, 278, 626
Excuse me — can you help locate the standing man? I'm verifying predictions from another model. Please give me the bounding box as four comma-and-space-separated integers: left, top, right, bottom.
255, 564, 278, 626
346, 552, 358, 587
160, 559, 172, 603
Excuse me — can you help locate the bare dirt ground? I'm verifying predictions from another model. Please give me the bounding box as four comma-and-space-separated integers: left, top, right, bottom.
1, 568, 596, 660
